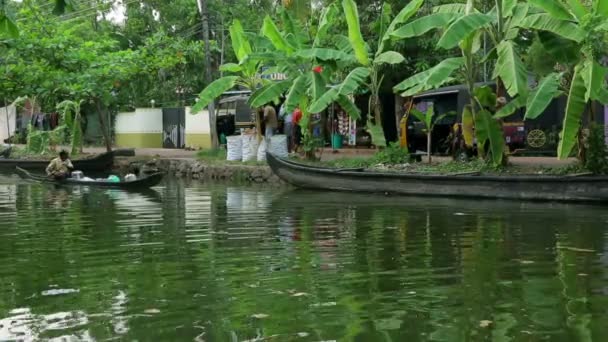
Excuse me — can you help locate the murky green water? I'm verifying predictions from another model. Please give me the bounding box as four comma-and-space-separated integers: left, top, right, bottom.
0, 177, 607, 341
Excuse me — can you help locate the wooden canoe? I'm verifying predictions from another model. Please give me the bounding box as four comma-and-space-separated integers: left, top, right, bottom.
0, 151, 114, 172
266, 152, 608, 203
16, 167, 164, 189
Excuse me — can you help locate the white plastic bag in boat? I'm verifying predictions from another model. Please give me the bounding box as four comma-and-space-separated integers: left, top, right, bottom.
242, 134, 259, 162
257, 139, 267, 162
268, 134, 288, 158
226, 135, 242, 161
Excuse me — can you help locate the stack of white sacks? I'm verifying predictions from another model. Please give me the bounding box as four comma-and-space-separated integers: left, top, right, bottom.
226, 135, 242, 161
225, 133, 289, 162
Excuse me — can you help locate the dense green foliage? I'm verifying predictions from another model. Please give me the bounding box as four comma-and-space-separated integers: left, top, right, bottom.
3, 0, 608, 167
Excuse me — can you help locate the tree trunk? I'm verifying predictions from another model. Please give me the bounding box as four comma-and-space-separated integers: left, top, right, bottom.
197, 0, 219, 149
95, 100, 112, 152
427, 131, 432, 164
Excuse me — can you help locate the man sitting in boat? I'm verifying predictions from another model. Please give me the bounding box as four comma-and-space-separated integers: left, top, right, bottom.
46, 150, 74, 180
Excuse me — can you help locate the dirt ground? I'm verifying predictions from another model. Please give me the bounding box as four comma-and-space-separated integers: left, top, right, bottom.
16, 145, 576, 167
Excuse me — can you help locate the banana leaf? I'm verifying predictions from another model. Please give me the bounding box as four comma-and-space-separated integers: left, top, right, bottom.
525, 73, 561, 120
336, 95, 361, 120
219, 63, 242, 73
391, 13, 458, 39
229, 20, 252, 62
517, 14, 585, 42
581, 60, 608, 103
505, 3, 530, 39
596, 0, 608, 18
339, 67, 370, 95
462, 105, 475, 147
394, 57, 464, 94
295, 48, 354, 62
192, 76, 239, 113
437, 13, 493, 49
502, 0, 517, 17
557, 65, 587, 159
563, 0, 588, 21
433, 4, 468, 14
527, 0, 573, 20
374, 51, 405, 65
367, 123, 386, 147
495, 96, 526, 118
493, 40, 528, 98
312, 72, 327, 103
475, 109, 504, 166
377, 0, 424, 53
314, 4, 338, 47
474, 86, 497, 109
309, 88, 339, 114
262, 16, 294, 54
248, 80, 291, 108
285, 73, 311, 113
342, 0, 370, 66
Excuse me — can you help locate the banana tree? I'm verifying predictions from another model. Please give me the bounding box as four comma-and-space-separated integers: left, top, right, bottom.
308, 0, 424, 148
514, 0, 608, 160
192, 20, 267, 141
245, 5, 361, 158
392, 0, 541, 166
56, 100, 84, 155
410, 105, 454, 164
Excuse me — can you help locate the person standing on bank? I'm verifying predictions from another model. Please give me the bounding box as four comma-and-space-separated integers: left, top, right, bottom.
281, 103, 294, 152
263, 104, 278, 142
46, 150, 74, 180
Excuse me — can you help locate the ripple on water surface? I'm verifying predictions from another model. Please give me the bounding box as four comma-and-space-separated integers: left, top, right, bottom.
0, 181, 607, 341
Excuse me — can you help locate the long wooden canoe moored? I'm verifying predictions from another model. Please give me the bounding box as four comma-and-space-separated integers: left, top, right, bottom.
16, 167, 164, 189
266, 152, 608, 203
0, 151, 114, 172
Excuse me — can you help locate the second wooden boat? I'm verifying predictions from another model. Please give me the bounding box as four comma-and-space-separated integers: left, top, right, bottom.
266, 152, 608, 203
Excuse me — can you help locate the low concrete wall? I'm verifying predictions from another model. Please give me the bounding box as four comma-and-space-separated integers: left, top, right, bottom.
115, 133, 163, 148
116, 158, 284, 184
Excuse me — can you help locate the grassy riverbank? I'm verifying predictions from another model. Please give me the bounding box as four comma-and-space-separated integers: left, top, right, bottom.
319, 157, 587, 175
6, 146, 96, 160
196, 146, 587, 176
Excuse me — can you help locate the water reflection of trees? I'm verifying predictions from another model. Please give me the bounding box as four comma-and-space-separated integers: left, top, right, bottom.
1, 184, 607, 340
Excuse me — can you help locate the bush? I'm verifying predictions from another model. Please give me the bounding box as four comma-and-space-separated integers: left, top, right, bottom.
373, 143, 409, 165
584, 123, 608, 174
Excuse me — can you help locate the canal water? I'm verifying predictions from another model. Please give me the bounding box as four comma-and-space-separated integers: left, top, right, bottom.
0, 178, 607, 341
